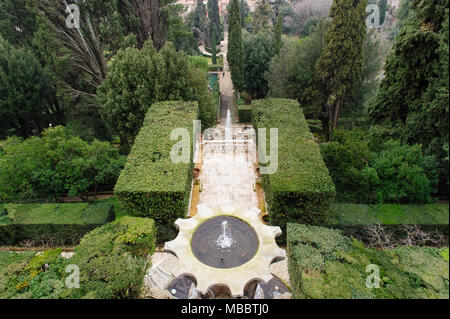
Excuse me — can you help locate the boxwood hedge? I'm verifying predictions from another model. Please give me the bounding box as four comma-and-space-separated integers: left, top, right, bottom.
114, 101, 198, 242
251, 99, 335, 234
0, 202, 114, 245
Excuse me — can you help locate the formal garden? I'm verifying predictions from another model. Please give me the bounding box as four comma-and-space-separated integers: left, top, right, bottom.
0, 0, 448, 300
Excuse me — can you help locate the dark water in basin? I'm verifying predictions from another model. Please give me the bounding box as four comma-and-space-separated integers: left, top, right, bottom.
191, 216, 259, 269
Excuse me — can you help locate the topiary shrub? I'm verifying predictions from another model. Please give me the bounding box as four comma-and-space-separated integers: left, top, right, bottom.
115, 101, 198, 242
251, 99, 335, 237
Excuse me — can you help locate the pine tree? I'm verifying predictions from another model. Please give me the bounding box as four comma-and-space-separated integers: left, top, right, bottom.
315, 0, 367, 140
227, 0, 244, 92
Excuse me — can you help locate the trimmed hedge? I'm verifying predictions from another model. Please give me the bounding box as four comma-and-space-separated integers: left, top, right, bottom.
0, 202, 114, 245
0, 217, 156, 299
251, 99, 335, 234
329, 203, 449, 226
287, 223, 449, 299
114, 101, 198, 242
238, 105, 252, 123
326, 203, 449, 245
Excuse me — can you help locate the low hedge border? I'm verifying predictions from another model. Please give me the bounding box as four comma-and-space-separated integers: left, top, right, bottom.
114, 101, 198, 242
0, 202, 114, 246
325, 203, 449, 243
251, 99, 335, 239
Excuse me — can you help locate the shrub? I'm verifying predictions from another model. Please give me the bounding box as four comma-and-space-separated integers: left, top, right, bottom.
320, 129, 379, 203
0, 217, 156, 299
0, 202, 114, 245
321, 129, 440, 203
115, 101, 198, 242
287, 223, 449, 299
98, 42, 216, 148
67, 216, 156, 299
0, 126, 125, 202
251, 99, 335, 235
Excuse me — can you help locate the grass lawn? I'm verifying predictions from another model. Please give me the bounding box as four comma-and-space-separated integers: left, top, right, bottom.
0, 202, 113, 225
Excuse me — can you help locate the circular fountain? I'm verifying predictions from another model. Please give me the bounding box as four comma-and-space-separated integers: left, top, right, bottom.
164, 204, 286, 297
191, 216, 259, 269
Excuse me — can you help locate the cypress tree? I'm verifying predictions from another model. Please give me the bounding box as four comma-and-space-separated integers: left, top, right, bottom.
274, 13, 283, 54
227, 0, 244, 92
315, 0, 367, 140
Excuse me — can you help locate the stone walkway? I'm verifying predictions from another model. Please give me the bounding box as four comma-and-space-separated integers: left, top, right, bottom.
144, 31, 290, 300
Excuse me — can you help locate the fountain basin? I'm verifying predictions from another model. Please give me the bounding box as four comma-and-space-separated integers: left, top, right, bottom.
164, 205, 286, 297
191, 216, 259, 269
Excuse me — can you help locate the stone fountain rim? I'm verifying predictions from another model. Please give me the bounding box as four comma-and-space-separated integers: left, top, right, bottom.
189, 214, 261, 269
164, 205, 286, 297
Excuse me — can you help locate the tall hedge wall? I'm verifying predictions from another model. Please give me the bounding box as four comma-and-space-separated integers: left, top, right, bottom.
251, 99, 335, 234
114, 101, 198, 242
0, 202, 114, 245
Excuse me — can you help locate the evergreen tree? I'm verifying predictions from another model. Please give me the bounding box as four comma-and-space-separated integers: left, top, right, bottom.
253, 0, 274, 33
228, 0, 244, 92
208, 0, 221, 37
0, 38, 61, 138
315, 0, 367, 140
243, 32, 276, 98
368, 0, 449, 193
211, 27, 218, 65
240, 0, 250, 28
274, 13, 283, 54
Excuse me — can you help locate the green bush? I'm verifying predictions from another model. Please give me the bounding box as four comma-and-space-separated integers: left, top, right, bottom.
0, 202, 114, 245
115, 101, 197, 242
68, 216, 156, 299
287, 223, 449, 299
238, 105, 252, 123
321, 129, 439, 203
0, 217, 156, 299
320, 129, 379, 203
0, 126, 125, 202
251, 99, 335, 235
